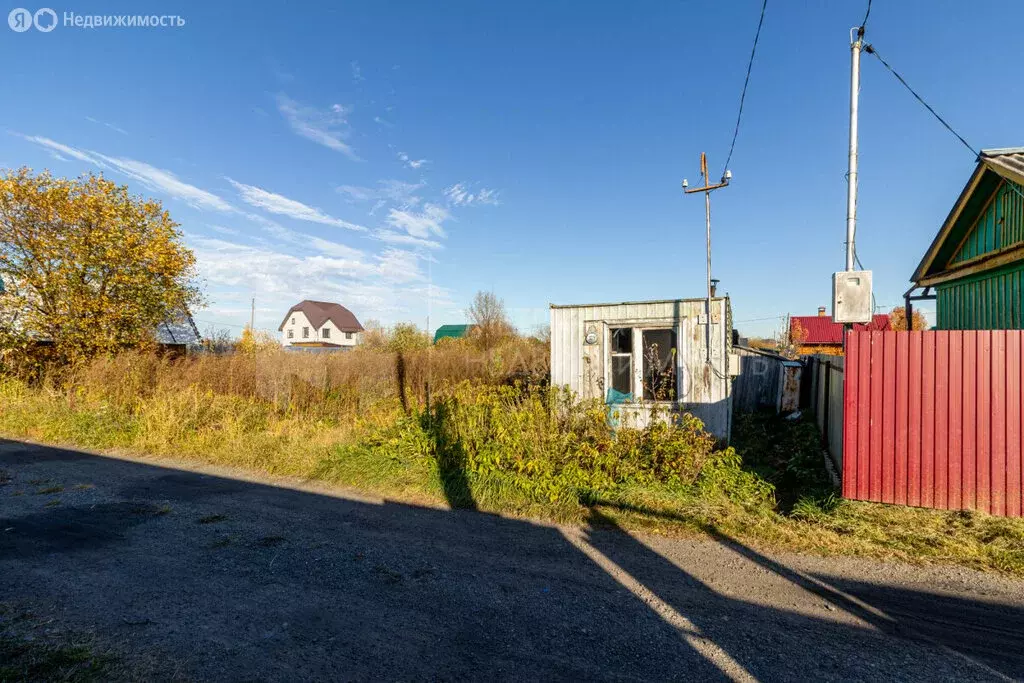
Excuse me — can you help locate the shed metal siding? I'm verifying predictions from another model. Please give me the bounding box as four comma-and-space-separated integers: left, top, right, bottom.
550, 299, 732, 439
936, 262, 1024, 330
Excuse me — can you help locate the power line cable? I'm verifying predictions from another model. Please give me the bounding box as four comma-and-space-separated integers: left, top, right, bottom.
722, 0, 768, 175
733, 315, 786, 323
193, 317, 274, 333
864, 42, 1024, 206
863, 43, 977, 157
860, 0, 872, 32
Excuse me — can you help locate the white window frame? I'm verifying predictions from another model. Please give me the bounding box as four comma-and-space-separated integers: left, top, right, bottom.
604, 322, 682, 404
607, 326, 634, 397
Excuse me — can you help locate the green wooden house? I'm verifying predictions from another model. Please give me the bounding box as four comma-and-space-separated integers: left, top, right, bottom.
908, 148, 1024, 329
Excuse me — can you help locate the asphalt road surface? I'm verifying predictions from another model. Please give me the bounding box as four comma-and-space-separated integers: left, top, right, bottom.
2, 439, 1024, 681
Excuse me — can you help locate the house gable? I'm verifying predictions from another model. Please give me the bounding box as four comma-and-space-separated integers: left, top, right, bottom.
949, 178, 1024, 266
913, 149, 1024, 287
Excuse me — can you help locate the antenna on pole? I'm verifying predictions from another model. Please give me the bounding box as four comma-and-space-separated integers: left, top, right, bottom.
683, 152, 731, 364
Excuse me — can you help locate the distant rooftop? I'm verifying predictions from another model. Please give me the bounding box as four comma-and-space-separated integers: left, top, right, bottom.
790, 313, 890, 345
433, 324, 475, 343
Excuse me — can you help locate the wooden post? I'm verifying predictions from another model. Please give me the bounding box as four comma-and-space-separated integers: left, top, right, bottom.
425, 381, 431, 426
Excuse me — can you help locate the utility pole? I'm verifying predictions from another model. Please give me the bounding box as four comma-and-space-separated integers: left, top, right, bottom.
833, 26, 873, 330
846, 27, 863, 272
683, 152, 731, 363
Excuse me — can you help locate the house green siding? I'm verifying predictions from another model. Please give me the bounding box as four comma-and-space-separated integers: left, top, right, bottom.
914, 151, 1024, 331
950, 180, 1024, 264
937, 262, 1024, 330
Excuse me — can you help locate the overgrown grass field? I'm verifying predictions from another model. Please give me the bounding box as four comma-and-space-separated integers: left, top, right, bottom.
3, 345, 1024, 576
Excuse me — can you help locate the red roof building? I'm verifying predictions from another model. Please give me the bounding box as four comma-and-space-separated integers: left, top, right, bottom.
790, 308, 890, 348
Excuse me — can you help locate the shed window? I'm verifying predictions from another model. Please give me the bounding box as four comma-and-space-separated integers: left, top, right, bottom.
609, 327, 633, 395
642, 329, 677, 400
611, 327, 632, 354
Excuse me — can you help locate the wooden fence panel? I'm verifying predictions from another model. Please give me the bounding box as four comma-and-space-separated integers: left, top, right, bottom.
731, 347, 783, 414
843, 330, 1024, 516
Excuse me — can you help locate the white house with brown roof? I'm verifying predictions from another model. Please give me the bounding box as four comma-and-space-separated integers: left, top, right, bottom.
279, 300, 364, 350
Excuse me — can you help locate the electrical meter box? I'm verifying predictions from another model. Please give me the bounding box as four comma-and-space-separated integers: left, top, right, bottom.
832, 270, 873, 323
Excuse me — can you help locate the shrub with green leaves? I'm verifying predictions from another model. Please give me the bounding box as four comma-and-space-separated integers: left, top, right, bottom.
348, 382, 742, 505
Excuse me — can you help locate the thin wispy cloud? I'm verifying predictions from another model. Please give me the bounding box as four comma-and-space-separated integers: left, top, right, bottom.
228, 178, 367, 231
338, 179, 424, 214
17, 134, 235, 213
277, 94, 359, 160
84, 116, 129, 136
208, 225, 240, 236
397, 151, 428, 169
351, 61, 364, 83
93, 153, 235, 212
19, 135, 97, 164
250, 220, 364, 260
386, 203, 449, 239
444, 182, 501, 207
192, 236, 447, 324
374, 229, 442, 250
307, 235, 364, 259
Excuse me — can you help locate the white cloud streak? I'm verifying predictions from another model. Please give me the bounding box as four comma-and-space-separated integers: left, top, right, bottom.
18, 134, 235, 212
191, 236, 449, 324
386, 203, 449, 239
444, 182, 501, 207
85, 116, 129, 136
374, 229, 442, 250
277, 94, 359, 160
397, 151, 428, 169
228, 179, 367, 232
338, 179, 424, 214
93, 154, 236, 212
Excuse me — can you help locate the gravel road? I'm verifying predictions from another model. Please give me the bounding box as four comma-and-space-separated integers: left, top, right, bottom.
2, 438, 1023, 682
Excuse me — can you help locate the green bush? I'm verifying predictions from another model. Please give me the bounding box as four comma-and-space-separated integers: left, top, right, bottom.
348, 382, 737, 505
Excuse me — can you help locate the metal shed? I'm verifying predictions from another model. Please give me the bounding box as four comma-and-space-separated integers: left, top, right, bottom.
549, 297, 734, 440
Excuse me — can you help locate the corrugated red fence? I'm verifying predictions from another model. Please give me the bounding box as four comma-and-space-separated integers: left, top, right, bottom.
843, 330, 1024, 516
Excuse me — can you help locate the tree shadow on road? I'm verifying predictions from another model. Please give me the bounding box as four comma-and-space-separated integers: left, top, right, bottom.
585, 505, 1024, 680
421, 401, 477, 511
3, 439, 1022, 680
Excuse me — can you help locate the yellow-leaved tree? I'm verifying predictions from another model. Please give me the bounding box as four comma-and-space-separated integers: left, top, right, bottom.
0, 168, 203, 364
888, 306, 928, 331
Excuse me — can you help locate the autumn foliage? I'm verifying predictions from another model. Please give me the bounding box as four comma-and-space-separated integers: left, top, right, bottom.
0, 168, 202, 364
888, 306, 928, 331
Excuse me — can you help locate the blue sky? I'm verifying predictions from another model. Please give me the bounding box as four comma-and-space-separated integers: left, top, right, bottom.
2, 1, 1021, 338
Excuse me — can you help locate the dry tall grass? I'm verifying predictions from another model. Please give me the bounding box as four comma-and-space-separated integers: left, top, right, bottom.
63, 338, 550, 417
